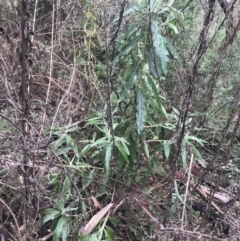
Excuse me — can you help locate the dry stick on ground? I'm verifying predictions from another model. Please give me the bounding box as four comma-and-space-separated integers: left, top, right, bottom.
38, 232, 54, 241
0, 198, 22, 241
181, 153, 194, 229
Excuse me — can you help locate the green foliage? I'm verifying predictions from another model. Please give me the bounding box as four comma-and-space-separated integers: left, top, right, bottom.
42, 176, 79, 241
136, 89, 146, 134
113, 0, 181, 141
69, 1, 183, 192
80, 114, 130, 176
45, 125, 80, 164
4, 0, 240, 240
181, 134, 207, 168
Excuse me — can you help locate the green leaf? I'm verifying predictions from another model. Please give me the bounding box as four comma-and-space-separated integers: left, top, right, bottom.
67, 126, 79, 133
82, 169, 95, 188
105, 144, 112, 176
76, 162, 91, 168
167, 0, 175, 7
122, 24, 139, 40
90, 137, 108, 147
88, 233, 98, 241
115, 34, 144, 62
116, 142, 129, 162
49, 174, 60, 185
165, 38, 179, 60
161, 104, 168, 118
119, 139, 130, 155
109, 217, 119, 227
64, 206, 79, 212
78, 233, 99, 241
150, 0, 157, 11
185, 135, 207, 146
56, 147, 72, 156
44, 126, 61, 135
149, 98, 158, 112
113, 123, 118, 130
129, 132, 137, 165
87, 117, 102, 125
181, 146, 187, 169
139, 76, 149, 94
147, 74, 161, 103
65, 134, 72, 145
61, 218, 71, 241
121, 61, 142, 97
151, 18, 169, 74
81, 200, 87, 214
60, 177, 71, 202
43, 209, 61, 224
136, 89, 147, 134
144, 141, 150, 158
53, 216, 67, 241
104, 226, 114, 241
167, 22, 179, 34
78, 234, 92, 241
55, 202, 64, 212
51, 135, 65, 149
72, 141, 80, 159
81, 144, 92, 155
163, 141, 171, 158
186, 141, 203, 159
91, 149, 105, 159
146, 46, 161, 78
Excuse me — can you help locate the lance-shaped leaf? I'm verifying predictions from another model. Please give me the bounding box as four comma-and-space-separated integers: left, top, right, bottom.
149, 0, 157, 11
165, 37, 179, 60
115, 34, 144, 63
125, 61, 141, 90
105, 144, 112, 176
146, 46, 161, 78
53, 216, 67, 241
121, 61, 142, 97
151, 18, 169, 75
136, 89, 147, 134
116, 142, 129, 162
81, 203, 114, 235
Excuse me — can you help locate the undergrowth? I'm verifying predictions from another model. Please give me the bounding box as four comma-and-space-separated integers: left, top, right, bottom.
0, 0, 240, 241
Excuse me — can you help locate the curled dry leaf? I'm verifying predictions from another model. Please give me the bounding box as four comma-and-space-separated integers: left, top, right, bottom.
81, 203, 114, 235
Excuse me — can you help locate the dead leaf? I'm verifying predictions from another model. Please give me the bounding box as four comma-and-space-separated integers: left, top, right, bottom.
91, 196, 103, 209
81, 203, 114, 235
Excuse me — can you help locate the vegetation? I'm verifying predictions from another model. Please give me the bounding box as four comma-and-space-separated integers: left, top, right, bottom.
0, 0, 240, 240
